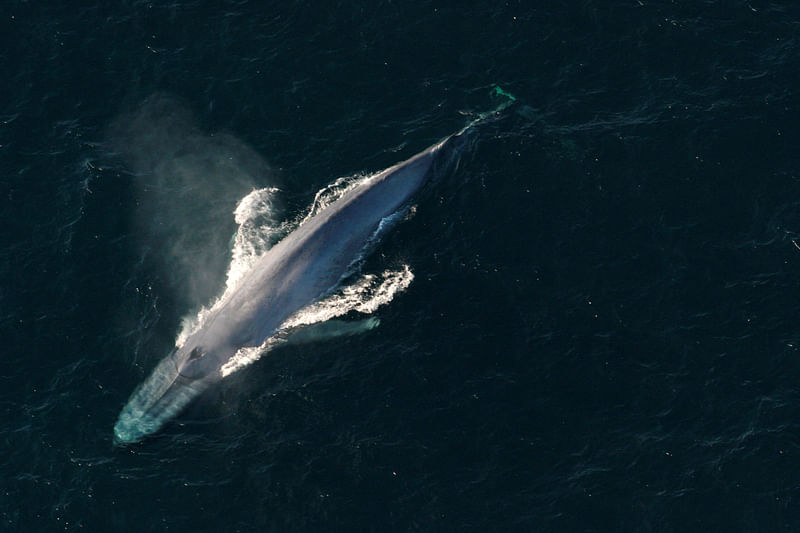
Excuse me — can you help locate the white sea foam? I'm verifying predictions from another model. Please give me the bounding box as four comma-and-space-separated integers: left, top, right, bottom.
176, 186, 282, 347
220, 266, 413, 377
227, 187, 285, 289
302, 173, 369, 223
284, 265, 414, 328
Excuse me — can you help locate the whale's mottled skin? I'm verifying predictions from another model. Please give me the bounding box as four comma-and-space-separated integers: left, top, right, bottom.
113, 135, 455, 443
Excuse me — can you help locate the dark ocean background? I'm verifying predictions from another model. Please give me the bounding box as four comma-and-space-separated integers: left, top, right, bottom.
3, 1, 800, 531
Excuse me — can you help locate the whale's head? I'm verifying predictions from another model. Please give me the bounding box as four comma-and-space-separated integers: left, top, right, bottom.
113, 339, 230, 444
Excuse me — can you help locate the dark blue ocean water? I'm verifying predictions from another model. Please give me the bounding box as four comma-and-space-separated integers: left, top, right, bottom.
3, 1, 800, 531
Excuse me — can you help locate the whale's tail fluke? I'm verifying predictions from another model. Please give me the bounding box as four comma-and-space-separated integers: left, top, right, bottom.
489, 85, 538, 120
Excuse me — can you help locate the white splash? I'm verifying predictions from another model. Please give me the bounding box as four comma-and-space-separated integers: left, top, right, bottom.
220, 342, 281, 378
227, 187, 285, 289
302, 173, 368, 223
285, 265, 414, 328
175, 186, 282, 348
220, 265, 414, 377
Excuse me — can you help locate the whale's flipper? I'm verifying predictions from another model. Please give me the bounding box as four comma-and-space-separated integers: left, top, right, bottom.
281, 317, 381, 345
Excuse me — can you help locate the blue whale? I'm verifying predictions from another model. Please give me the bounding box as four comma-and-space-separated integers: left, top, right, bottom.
113, 133, 458, 443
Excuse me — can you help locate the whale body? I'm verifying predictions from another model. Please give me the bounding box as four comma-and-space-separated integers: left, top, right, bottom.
113, 134, 456, 443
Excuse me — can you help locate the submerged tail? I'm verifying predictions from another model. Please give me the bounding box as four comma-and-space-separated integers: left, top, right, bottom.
454, 85, 533, 137
489, 84, 536, 119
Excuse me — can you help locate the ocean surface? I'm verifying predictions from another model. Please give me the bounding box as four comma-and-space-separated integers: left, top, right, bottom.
2, 1, 800, 531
